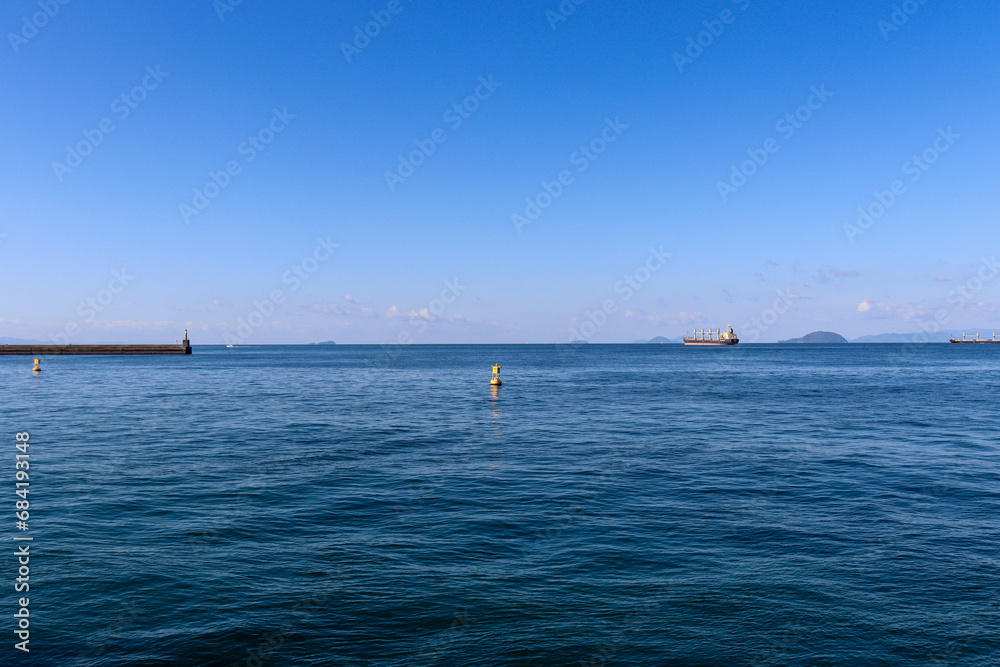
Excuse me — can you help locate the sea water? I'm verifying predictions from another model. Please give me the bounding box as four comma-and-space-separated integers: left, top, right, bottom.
2, 344, 998, 665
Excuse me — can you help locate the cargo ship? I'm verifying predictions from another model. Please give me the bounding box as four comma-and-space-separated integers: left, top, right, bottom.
949, 332, 1000, 344
684, 325, 739, 346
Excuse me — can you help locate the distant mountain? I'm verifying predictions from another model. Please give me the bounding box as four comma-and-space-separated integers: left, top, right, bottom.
0, 337, 43, 345
853, 333, 932, 343
850, 330, 1000, 343
637, 336, 684, 344
852, 331, 967, 343
310, 340, 336, 345
779, 331, 848, 344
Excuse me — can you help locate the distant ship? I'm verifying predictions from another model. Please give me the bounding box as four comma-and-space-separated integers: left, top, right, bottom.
949, 331, 1000, 344
684, 325, 739, 346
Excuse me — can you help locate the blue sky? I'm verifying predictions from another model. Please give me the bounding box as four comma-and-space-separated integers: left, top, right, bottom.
1, 0, 998, 343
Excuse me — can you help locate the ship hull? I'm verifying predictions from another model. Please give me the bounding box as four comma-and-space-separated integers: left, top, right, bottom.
683, 339, 739, 346
949, 339, 1000, 344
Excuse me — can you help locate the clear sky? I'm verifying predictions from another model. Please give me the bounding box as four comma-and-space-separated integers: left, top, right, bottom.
2, 0, 998, 343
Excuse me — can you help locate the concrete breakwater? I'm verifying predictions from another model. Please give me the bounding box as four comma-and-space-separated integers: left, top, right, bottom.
1, 334, 192, 355
0, 342, 191, 355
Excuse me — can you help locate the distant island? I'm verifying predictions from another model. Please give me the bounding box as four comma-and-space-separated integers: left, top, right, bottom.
628, 330, 999, 344
309, 341, 336, 345
778, 331, 848, 344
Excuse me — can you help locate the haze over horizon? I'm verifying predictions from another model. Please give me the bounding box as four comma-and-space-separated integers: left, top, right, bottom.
3, 1, 998, 344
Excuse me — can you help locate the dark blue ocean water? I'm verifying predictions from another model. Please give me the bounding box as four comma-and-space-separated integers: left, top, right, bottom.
2, 344, 998, 666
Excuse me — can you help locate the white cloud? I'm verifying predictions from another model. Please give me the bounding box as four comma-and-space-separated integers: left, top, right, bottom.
857, 299, 933, 320
818, 266, 859, 283
298, 302, 378, 318
624, 310, 702, 325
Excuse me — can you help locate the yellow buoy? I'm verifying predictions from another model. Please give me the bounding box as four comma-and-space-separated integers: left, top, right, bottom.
491, 363, 502, 386
32, 358, 40, 373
